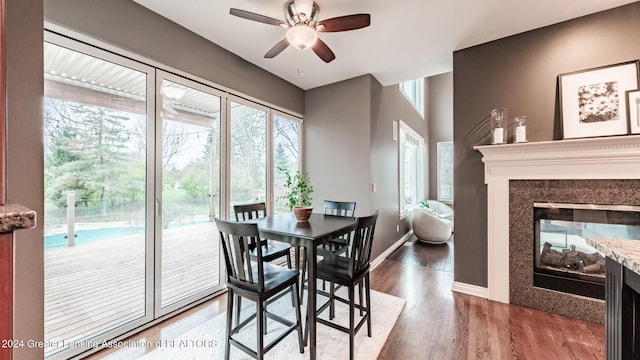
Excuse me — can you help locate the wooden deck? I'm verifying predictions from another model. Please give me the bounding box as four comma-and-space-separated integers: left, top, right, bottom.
44, 222, 220, 356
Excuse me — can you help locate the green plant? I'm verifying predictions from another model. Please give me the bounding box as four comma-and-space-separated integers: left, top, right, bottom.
281, 169, 314, 209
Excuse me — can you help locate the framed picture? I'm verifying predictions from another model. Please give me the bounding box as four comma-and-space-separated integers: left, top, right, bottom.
559, 60, 639, 139
436, 141, 453, 203
627, 89, 640, 134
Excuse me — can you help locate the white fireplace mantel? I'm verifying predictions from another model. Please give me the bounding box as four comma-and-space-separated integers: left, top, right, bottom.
474, 135, 640, 303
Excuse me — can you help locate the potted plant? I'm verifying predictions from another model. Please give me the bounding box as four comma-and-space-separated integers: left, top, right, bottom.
282, 169, 314, 221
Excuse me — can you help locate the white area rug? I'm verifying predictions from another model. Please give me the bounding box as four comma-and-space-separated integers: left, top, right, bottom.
141, 289, 405, 359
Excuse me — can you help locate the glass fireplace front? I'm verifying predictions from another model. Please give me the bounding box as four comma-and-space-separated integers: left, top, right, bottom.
534, 203, 640, 299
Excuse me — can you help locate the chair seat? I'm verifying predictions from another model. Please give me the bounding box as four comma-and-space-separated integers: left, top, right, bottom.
229, 262, 299, 295
317, 255, 369, 285
249, 241, 292, 262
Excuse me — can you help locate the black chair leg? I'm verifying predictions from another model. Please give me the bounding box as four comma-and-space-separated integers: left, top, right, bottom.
235, 295, 242, 327
366, 274, 372, 337
301, 254, 307, 299
257, 299, 264, 360
330, 281, 336, 320
286, 253, 296, 306
359, 280, 364, 316
349, 285, 355, 360
225, 291, 234, 360
263, 301, 268, 335
293, 281, 305, 354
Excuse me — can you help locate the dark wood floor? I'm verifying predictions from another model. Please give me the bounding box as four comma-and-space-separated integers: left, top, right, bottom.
87, 235, 604, 359
376, 236, 603, 359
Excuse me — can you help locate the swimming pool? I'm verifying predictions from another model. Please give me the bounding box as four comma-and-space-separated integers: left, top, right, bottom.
44, 226, 145, 249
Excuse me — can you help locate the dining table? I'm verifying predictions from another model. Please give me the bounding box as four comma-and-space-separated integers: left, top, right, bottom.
250, 212, 357, 360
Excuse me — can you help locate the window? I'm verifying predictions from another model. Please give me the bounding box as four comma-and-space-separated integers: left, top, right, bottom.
399, 121, 425, 216
273, 112, 301, 214
399, 78, 424, 116
437, 141, 454, 203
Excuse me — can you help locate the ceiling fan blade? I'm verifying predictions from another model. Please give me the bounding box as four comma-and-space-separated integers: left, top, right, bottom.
312, 38, 336, 63
317, 14, 370, 32
264, 38, 290, 58
229, 8, 286, 26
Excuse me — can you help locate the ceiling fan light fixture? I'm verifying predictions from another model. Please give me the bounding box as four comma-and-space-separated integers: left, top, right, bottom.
286, 24, 317, 49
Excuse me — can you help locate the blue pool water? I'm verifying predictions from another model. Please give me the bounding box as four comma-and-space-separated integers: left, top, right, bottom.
44, 226, 145, 249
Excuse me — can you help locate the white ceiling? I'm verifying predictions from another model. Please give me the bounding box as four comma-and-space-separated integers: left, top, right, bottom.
133, 0, 638, 90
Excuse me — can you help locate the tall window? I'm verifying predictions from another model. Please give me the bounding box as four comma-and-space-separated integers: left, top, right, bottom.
273, 113, 301, 213
399, 121, 425, 216
399, 79, 424, 117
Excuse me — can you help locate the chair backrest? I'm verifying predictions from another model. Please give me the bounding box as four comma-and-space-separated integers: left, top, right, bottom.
324, 200, 356, 217
348, 211, 379, 277
215, 218, 264, 292
234, 202, 267, 222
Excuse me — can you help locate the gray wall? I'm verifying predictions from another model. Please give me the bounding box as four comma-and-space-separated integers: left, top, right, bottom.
427, 72, 453, 200
453, 2, 640, 287
304, 75, 373, 215
7, 0, 45, 359
370, 79, 428, 258
305, 74, 427, 260
44, 0, 304, 115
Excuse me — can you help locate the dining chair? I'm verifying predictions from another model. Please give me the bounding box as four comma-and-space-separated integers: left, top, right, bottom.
306, 211, 378, 360
234, 202, 293, 267
321, 200, 357, 254
233, 202, 296, 328
300, 200, 356, 296
215, 218, 304, 360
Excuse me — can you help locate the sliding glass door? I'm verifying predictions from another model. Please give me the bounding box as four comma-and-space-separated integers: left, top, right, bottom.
229, 99, 268, 213
44, 40, 154, 359
156, 73, 223, 314
43, 32, 302, 359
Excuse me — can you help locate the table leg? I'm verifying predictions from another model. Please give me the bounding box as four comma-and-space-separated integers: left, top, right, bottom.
306, 243, 317, 360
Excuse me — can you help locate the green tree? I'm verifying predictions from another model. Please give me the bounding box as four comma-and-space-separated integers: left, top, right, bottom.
44, 99, 133, 212
274, 143, 290, 177
230, 105, 266, 201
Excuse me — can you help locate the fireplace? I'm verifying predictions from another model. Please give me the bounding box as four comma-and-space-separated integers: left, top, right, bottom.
533, 203, 640, 300
474, 135, 640, 324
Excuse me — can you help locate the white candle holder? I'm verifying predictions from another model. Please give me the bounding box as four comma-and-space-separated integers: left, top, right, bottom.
490, 108, 508, 144
514, 115, 528, 143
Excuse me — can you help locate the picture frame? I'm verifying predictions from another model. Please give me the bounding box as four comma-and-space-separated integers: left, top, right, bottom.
559, 60, 639, 139
436, 141, 453, 203
627, 89, 640, 134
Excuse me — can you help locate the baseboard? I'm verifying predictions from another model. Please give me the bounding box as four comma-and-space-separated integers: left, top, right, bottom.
371, 230, 413, 270
452, 281, 489, 299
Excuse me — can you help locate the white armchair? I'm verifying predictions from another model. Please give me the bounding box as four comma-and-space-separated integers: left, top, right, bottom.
411, 201, 453, 244
425, 200, 454, 230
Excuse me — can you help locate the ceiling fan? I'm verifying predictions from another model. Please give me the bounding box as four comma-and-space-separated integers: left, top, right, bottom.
229, 0, 370, 63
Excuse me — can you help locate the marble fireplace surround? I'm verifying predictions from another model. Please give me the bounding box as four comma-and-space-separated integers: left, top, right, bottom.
474, 135, 640, 320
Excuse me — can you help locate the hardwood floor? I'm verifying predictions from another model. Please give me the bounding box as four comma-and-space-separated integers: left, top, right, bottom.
376, 236, 604, 360
85, 235, 604, 359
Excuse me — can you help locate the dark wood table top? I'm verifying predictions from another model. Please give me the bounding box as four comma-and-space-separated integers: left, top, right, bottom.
251, 212, 356, 246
